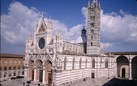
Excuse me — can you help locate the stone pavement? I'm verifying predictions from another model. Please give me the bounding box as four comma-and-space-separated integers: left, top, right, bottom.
0, 78, 41, 86
0, 77, 109, 86
1, 77, 136, 86
66, 77, 109, 86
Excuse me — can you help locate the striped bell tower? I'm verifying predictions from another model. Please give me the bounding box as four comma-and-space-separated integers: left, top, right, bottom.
86, 0, 101, 55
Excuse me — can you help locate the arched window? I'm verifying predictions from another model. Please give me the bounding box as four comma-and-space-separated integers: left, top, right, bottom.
105, 59, 108, 68
85, 58, 87, 68
22, 71, 24, 75
4, 67, 7, 71
64, 57, 67, 70
13, 72, 16, 76
91, 23, 94, 27
13, 66, 16, 70
79, 58, 82, 69
4, 72, 6, 77
92, 59, 95, 68
72, 58, 75, 69
9, 67, 12, 70
39, 60, 43, 66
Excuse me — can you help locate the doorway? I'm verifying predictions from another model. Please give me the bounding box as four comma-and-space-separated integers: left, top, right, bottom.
45, 60, 52, 85
122, 68, 125, 78
91, 73, 95, 79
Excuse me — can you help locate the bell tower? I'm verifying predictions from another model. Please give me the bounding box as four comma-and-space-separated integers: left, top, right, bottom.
87, 0, 100, 55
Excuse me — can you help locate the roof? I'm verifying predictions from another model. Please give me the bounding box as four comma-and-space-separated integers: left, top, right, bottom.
108, 52, 137, 55
0, 53, 24, 58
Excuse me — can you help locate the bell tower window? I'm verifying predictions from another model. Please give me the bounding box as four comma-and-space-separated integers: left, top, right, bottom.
91, 29, 94, 33
91, 23, 94, 27
91, 36, 93, 40
90, 16, 95, 21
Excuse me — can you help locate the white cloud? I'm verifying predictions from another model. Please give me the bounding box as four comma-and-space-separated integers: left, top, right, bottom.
101, 43, 112, 49
81, 7, 88, 27
1, 2, 41, 44
49, 19, 82, 42
81, 6, 137, 51
1, 1, 83, 45
1, 1, 137, 53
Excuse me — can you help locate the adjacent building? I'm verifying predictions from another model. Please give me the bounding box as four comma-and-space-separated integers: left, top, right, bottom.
0, 53, 25, 81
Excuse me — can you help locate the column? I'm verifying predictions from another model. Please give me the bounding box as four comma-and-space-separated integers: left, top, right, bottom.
129, 56, 132, 79
115, 57, 117, 78
34, 66, 37, 81
42, 67, 46, 84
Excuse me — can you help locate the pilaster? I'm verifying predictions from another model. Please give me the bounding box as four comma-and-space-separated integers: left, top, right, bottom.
42, 67, 47, 84
34, 66, 37, 81
129, 55, 132, 80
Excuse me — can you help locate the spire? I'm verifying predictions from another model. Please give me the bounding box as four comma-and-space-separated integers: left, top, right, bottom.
42, 12, 44, 19
93, 0, 98, 2
35, 21, 38, 31
91, 0, 99, 8
88, 0, 90, 7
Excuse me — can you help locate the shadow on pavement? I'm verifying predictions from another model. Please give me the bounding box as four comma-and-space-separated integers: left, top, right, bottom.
102, 78, 137, 86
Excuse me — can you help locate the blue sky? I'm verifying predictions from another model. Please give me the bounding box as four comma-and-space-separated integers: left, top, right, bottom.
1, 0, 137, 54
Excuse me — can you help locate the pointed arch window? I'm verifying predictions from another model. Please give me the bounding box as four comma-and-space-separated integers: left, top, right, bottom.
79, 58, 82, 69
90, 16, 95, 21
72, 58, 75, 69
105, 59, 108, 68
85, 58, 87, 68
64, 57, 67, 70
91, 29, 94, 33
91, 23, 94, 27
92, 59, 95, 68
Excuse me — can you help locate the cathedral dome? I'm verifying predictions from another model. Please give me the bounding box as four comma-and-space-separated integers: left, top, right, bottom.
75, 35, 87, 43
75, 26, 87, 43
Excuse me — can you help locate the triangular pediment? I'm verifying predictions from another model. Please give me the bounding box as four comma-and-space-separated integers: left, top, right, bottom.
37, 17, 47, 33
38, 24, 45, 33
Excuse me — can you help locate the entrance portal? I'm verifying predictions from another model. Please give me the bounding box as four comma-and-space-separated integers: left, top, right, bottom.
132, 56, 137, 79
32, 70, 34, 80
45, 60, 52, 85
122, 68, 125, 78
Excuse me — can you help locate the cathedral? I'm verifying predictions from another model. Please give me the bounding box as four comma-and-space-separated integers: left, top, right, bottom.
24, 0, 137, 86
